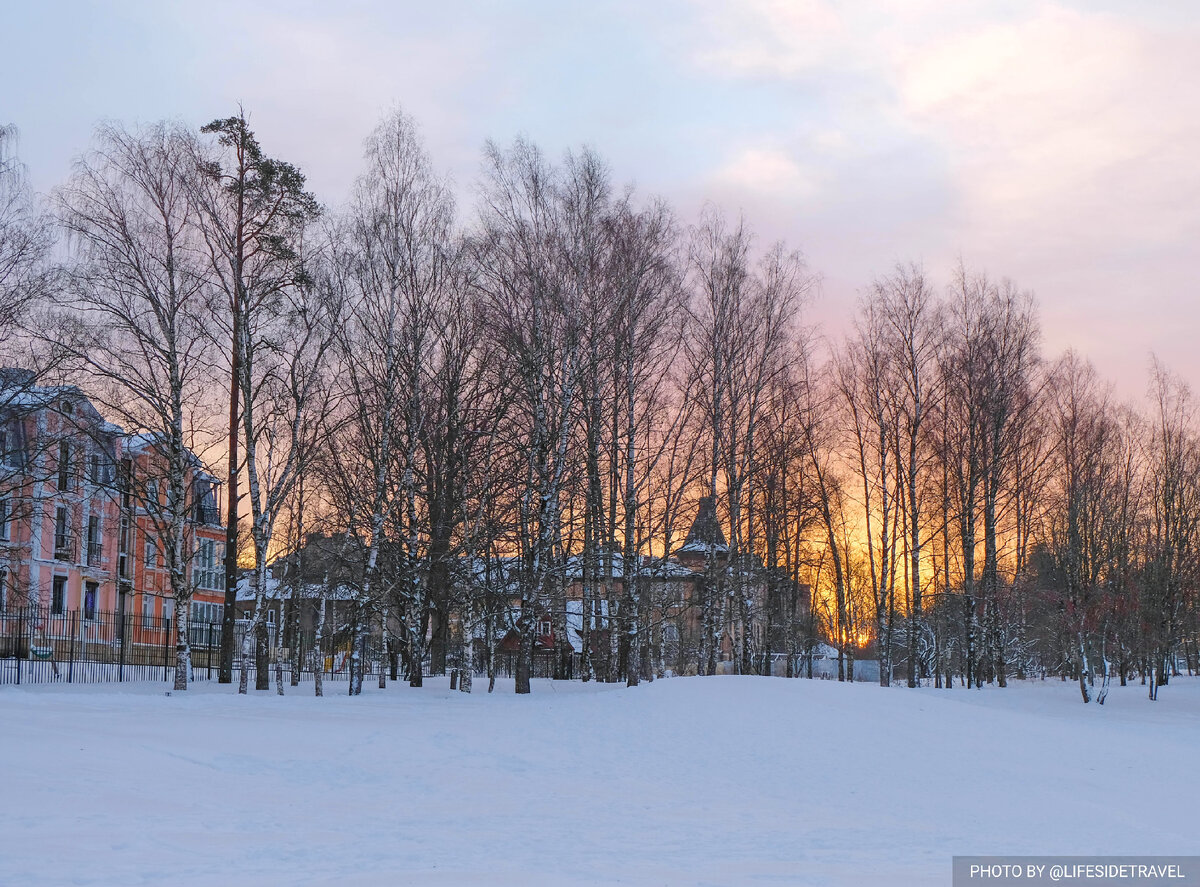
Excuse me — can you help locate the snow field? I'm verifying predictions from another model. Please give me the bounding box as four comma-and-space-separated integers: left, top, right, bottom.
2, 674, 1197, 886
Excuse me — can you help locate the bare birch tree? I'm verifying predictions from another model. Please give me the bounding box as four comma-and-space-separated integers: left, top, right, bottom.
1141, 359, 1200, 699
1, 125, 54, 342
476, 138, 582, 694
54, 121, 213, 691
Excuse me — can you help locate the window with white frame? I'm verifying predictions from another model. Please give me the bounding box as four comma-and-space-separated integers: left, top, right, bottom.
119, 458, 132, 509
141, 593, 155, 628
144, 536, 157, 570
54, 506, 70, 559
52, 575, 66, 615
57, 440, 71, 491
0, 425, 23, 468
118, 514, 131, 553
86, 515, 101, 566
89, 453, 113, 485
191, 601, 223, 626
193, 479, 219, 524
193, 538, 223, 591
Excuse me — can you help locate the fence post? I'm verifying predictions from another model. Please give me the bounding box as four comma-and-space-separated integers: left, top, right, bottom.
163, 615, 170, 681
207, 622, 213, 681
68, 610, 77, 684
15, 608, 23, 685
118, 612, 126, 682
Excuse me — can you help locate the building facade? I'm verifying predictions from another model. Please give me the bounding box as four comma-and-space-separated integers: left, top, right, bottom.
0, 370, 225, 635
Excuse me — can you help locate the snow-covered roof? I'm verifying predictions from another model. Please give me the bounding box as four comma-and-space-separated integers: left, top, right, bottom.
235, 574, 359, 602
562, 552, 698, 581
0, 386, 71, 409
123, 430, 215, 478
122, 432, 160, 452
0, 382, 111, 429
674, 539, 729, 555
0, 379, 220, 477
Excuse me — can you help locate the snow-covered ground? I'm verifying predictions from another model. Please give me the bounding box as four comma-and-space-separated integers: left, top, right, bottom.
2, 674, 1197, 886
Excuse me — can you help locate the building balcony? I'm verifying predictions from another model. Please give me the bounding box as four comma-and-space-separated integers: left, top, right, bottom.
86, 541, 104, 567
54, 533, 76, 562
193, 506, 222, 527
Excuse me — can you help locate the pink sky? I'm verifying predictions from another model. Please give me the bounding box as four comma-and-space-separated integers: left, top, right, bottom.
4, 1, 1197, 402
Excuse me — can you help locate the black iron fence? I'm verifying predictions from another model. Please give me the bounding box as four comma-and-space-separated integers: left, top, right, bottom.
0, 605, 384, 686
0, 605, 177, 684
2, 605, 647, 686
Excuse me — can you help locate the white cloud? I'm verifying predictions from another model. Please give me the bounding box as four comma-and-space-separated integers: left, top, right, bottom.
671, 0, 1200, 393
710, 146, 820, 199
895, 5, 1200, 244
10, 0, 1199, 396
686, 0, 845, 77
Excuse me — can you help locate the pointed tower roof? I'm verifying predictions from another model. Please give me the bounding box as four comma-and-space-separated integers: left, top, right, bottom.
676, 495, 728, 555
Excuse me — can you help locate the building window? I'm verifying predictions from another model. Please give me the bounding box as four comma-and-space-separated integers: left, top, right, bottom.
54, 505, 72, 561
0, 569, 7, 612
193, 479, 219, 525
89, 453, 113, 485
539, 619, 552, 637
57, 440, 71, 491
52, 575, 66, 615
141, 594, 155, 629
118, 515, 132, 580
119, 458, 133, 509
86, 515, 102, 566
144, 536, 157, 570
83, 582, 97, 620
0, 425, 22, 468
193, 539, 223, 591
163, 597, 174, 623
0, 497, 8, 540
192, 601, 223, 626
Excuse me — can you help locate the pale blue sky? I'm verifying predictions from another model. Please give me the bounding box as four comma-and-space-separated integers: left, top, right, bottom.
4, 0, 1198, 397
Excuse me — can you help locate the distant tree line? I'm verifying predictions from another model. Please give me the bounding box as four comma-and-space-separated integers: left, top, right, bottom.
1, 109, 1195, 703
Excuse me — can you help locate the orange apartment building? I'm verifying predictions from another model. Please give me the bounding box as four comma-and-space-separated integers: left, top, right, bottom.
0, 370, 226, 638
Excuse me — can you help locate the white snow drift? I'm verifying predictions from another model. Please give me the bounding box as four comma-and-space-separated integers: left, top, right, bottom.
2, 675, 1196, 886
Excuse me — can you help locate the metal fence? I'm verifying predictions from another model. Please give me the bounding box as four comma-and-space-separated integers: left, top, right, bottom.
0, 605, 383, 686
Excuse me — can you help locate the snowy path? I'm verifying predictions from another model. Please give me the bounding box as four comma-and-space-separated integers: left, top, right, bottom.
2, 675, 1197, 886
